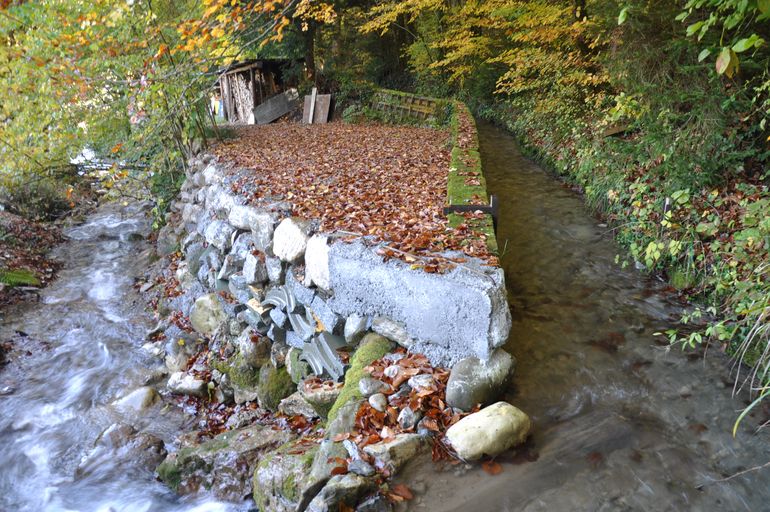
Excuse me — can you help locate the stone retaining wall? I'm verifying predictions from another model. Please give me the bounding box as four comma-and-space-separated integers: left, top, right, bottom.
164, 151, 510, 368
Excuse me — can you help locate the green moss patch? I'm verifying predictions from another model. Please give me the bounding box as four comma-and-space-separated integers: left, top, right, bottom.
326, 333, 393, 424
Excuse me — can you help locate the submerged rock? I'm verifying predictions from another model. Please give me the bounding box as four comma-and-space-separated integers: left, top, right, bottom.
77, 424, 166, 479
156, 423, 292, 501
445, 348, 514, 412
445, 401, 531, 461
112, 386, 160, 414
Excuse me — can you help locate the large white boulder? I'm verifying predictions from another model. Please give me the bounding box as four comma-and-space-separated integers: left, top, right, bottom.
273, 218, 313, 263
445, 401, 530, 461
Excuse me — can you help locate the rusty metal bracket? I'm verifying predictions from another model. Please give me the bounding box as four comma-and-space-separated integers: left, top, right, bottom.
443, 194, 498, 232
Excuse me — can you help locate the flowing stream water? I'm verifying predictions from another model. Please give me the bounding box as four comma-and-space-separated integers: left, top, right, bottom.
402, 122, 770, 511
0, 202, 236, 512
1, 124, 769, 512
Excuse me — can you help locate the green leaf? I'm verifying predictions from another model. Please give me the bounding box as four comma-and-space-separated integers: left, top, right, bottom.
732, 37, 755, 53
618, 7, 628, 25
686, 21, 704, 37
698, 48, 711, 62
733, 388, 770, 437
759, 0, 770, 15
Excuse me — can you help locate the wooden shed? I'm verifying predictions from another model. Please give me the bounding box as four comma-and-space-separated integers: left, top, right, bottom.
215, 59, 296, 124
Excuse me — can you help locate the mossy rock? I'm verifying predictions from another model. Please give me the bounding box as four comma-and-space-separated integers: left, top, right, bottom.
287, 347, 312, 384
157, 423, 292, 500
326, 333, 393, 424
257, 365, 296, 411
252, 439, 320, 512
211, 351, 260, 390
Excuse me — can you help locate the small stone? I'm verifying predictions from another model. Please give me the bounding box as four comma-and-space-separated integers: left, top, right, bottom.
278, 391, 318, 418
344, 314, 369, 345
342, 439, 376, 477
266, 256, 284, 282
167, 371, 208, 397
446, 349, 515, 412
387, 385, 411, 405
235, 328, 271, 368
397, 407, 422, 430
368, 393, 387, 412
371, 317, 414, 349
301, 379, 343, 420
347, 458, 375, 477
358, 377, 387, 398
445, 402, 531, 461
273, 217, 313, 263
243, 253, 268, 284
407, 374, 434, 391
362, 434, 426, 474
383, 366, 399, 379
203, 220, 236, 251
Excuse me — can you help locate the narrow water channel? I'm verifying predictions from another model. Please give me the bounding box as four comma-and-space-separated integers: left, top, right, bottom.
0, 202, 235, 512
404, 122, 770, 511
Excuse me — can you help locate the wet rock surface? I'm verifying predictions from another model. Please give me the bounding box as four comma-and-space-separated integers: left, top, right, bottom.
157, 423, 293, 501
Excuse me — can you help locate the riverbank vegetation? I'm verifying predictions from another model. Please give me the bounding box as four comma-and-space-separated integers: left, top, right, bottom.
2, 0, 769, 419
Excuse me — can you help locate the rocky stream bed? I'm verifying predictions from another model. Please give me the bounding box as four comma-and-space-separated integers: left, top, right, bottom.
1, 123, 770, 512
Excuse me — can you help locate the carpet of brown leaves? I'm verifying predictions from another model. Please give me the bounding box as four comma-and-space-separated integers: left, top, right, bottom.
0, 211, 62, 308
213, 122, 497, 271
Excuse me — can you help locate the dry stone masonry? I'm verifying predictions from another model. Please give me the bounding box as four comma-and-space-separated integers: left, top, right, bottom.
147, 113, 529, 510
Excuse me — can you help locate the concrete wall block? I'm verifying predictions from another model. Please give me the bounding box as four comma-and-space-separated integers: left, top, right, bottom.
327, 240, 510, 367
304, 234, 331, 290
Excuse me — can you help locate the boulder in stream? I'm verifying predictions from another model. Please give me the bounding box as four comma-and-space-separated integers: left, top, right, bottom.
445, 348, 515, 412
77, 423, 166, 479
445, 401, 531, 461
